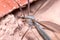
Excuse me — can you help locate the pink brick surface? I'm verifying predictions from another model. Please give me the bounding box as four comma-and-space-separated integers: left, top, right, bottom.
0, 0, 34, 17
0, 0, 18, 17
15, 0, 34, 6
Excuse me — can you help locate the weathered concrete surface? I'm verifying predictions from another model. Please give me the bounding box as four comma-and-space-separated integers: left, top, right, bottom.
0, 14, 59, 40
0, 14, 43, 40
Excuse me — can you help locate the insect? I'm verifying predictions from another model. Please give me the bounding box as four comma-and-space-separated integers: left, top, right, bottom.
17, 0, 51, 40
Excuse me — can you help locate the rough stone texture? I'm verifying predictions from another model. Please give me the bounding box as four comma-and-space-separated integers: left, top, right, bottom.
0, 14, 60, 40
0, 14, 27, 40
0, 14, 40, 40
